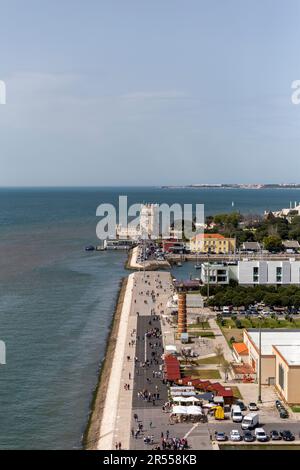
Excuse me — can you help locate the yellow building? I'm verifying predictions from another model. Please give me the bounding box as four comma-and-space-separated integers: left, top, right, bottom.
189, 233, 236, 254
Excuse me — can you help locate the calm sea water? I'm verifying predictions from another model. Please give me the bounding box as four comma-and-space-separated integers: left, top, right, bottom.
0, 186, 299, 449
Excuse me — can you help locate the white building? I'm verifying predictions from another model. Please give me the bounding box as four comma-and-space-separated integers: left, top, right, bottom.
200, 259, 300, 285
238, 259, 300, 285
116, 224, 140, 240
139, 203, 160, 239
201, 262, 235, 285
116, 203, 160, 240
265, 202, 300, 218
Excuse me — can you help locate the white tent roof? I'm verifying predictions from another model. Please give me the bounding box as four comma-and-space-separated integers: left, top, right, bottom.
186, 405, 203, 415
184, 396, 200, 403
165, 345, 177, 352
173, 396, 200, 403
171, 405, 187, 415
172, 405, 203, 415
172, 396, 185, 403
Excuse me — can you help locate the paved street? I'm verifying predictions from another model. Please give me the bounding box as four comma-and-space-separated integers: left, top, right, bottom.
128, 271, 214, 450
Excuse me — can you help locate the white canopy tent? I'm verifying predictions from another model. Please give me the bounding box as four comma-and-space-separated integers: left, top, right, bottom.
185, 396, 200, 403
172, 396, 200, 403
171, 405, 203, 415
186, 405, 203, 415
165, 345, 177, 354
171, 405, 188, 415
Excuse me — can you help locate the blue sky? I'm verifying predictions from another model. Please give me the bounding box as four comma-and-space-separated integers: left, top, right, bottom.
0, 0, 300, 186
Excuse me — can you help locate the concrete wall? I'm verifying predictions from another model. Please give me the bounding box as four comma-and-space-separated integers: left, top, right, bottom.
273, 348, 300, 404
291, 262, 300, 284
243, 331, 275, 384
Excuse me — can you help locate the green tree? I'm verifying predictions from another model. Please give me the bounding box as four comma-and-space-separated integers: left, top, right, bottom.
263, 235, 283, 252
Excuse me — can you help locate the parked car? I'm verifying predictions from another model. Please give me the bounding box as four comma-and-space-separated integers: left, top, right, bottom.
248, 402, 258, 411
279, 408, 289, 419
230, 429, 242, 441
243, 431, 255, 442
235, 400, 247, 411
215, 431, 227, 442
270, 430, 282, 441
275, 400, 282, 410
231, 405, 243, 423
280, 430, 295, 441
255, 428, 269, 442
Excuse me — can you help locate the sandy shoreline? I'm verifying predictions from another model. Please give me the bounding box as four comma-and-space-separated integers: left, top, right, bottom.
83, 277, 128, 450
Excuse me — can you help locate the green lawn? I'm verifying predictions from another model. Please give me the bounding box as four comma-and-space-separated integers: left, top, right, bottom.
194, 355, 225, 365
220, 327, 244, 347
291, 406, 300, 413
188, 322, 210, 329
190, 331, 215, 339
182, 369, 221, 379
220, 317, 300, 329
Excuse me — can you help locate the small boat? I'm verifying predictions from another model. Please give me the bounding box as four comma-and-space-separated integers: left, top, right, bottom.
177, 262, 182, 267
194, 264, 201, 269
85, 245, 95, 252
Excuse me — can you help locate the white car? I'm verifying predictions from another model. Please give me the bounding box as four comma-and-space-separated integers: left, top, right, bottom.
255, 428, 268, 442
248, 402, 259, 411
230, 429, 242, 441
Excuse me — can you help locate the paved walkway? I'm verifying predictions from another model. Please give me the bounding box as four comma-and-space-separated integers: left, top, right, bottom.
208, 317, 234, 363
97, 273, 136, 450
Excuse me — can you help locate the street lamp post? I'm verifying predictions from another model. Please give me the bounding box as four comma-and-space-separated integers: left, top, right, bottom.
258, 315, 262, 403
207, 262, 210, 299
144, 332, 147, 362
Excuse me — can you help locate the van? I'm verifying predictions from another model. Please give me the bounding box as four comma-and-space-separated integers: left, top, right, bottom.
231, 405, 243, 423
222, 306, 232, 315
241, 413, 259, 430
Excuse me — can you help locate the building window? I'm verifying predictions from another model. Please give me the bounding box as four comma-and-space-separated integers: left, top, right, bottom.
253, 266, 259, 283
278, 363, 284, 390
276, 267, 282, 283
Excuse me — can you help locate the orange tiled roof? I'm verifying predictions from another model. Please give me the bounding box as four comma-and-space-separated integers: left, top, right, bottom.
193, 233, 225, 240
232, 342, 249, 355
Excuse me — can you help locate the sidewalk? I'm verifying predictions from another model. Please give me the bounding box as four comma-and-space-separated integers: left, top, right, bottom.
208, 317, 233, 363
97, 273, 136, 450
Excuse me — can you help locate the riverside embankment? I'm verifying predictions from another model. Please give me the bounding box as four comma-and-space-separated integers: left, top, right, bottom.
83, 277, 129, 450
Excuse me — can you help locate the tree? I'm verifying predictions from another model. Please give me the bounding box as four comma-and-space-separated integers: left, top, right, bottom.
214, 345, 224, 366
216, 313, 222, 324
263, 235, 283, 252
220, 360, 231, 382
199, 315, 208, 330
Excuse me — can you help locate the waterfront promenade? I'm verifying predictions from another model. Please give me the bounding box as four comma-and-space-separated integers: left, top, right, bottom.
96, 270, 215, 450
97, 273, 136, 449
97, 271, 174, 449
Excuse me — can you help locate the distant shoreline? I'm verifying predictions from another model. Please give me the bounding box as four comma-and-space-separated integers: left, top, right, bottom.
161, 184, 300, 190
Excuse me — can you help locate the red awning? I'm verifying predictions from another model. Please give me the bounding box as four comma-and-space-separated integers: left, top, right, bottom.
164, 355, 181, 381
